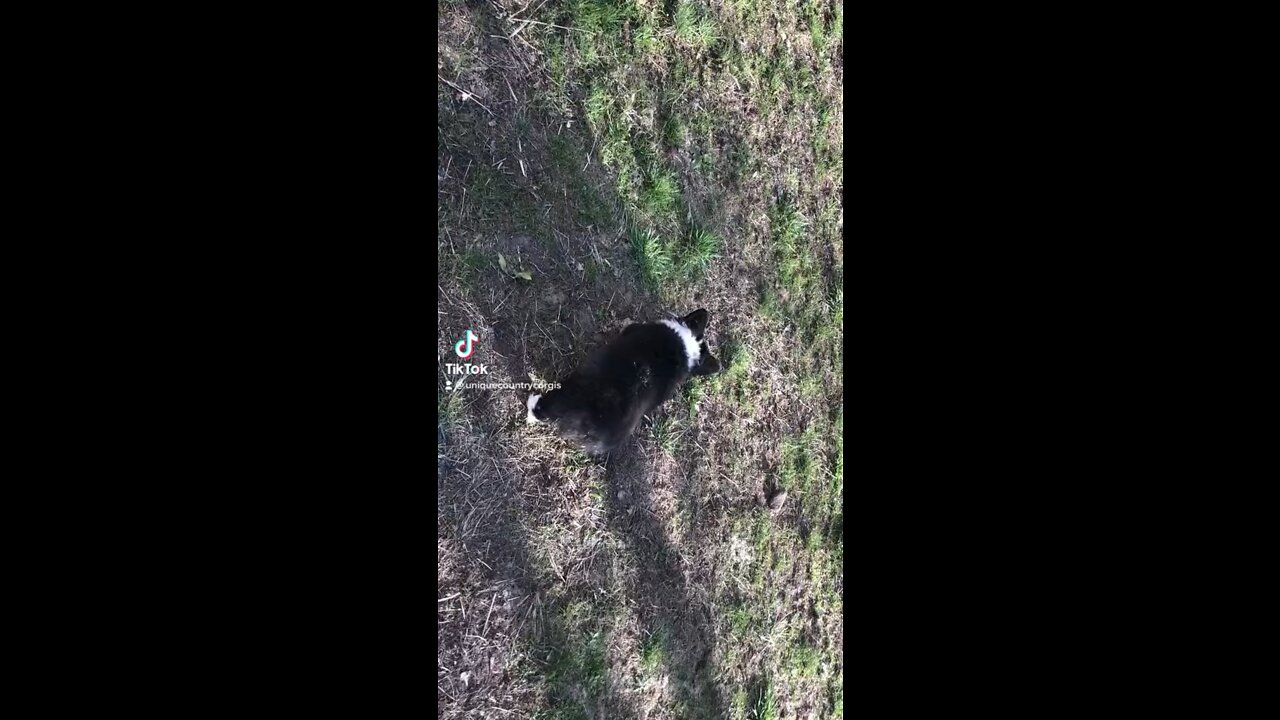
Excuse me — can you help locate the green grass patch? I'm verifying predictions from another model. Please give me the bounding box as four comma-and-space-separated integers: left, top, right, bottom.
710, 336, 750, 399
641, 627, 667, 674
799, 373, 823, 400
730, 603, 753, 639
758, 285, 783, 319
631, 227, 673, 290
789, 641, 821, 679
683, 381, 705, 418
662, 113, 684, 149
771, 201, 809, 296
806, 1, 829, 55
732, 688, 750, 720
584, 86, 611, 131
634, 15, 663, 57
543, 626, 609, 717
752, 679, 777, 720
640, 165, 681, 217
674, 1, 717, 48
778, 434, 810, 492
681, 226, 721, 274
567, 0, 631, 37
650, 413, 679, 454
723, 338, 749, 381
543, 36, 572, 116
630, 220, 721, 292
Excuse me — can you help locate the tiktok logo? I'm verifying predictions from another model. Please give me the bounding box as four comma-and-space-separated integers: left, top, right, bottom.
445, 329, 487, 386
455, 329, 477, 358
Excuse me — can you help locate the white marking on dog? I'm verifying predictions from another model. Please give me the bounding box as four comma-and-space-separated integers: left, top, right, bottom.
526, 394, 542, 424
659, 319, 701, 369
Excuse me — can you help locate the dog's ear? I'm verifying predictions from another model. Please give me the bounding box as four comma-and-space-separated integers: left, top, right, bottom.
681, 309, 710, 340
691, 345, 720, 376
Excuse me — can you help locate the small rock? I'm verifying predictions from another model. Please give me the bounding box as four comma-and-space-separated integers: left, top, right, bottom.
768, 490, 788, 510
460, 670, 471, 687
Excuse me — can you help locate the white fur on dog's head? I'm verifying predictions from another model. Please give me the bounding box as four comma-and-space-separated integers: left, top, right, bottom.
526, 394, 542, 424
659, 318, 702, 369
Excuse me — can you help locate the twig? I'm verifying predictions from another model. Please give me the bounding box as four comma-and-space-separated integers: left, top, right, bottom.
508, 19, 533, 40
510, 0, 550, 21
519, 19, 596, 34
438, 75, 495, 116
482, 591, 499, 637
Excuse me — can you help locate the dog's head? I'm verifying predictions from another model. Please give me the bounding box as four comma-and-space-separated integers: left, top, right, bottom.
677, 309, 720, 376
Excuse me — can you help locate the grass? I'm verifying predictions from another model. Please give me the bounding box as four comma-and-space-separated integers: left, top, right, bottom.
771, 201, 810, 297
650, 413, 679, 455
790, 642, 821, 679
544, 623, 609, 716
641, 166, 681, 217
438, 388, 461, 429
641, 627, 667, 674
674, 1, 717, 49
753, 680, 777, 720
711, 336, 751, 402
683, 381, 705, 418
438, 0, 843, 716
632, 224, 721, 292
632, 227, 674, 290
683, 227, 721, 273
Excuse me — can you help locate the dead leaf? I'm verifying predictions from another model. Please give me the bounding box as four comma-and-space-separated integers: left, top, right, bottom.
498, 253, 509, 273
515, 270, 532, 281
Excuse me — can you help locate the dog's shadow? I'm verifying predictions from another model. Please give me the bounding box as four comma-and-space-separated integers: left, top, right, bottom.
601, 440, 727, 719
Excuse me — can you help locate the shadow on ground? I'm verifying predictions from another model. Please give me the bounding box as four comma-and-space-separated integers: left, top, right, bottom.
604, 441, 728, 719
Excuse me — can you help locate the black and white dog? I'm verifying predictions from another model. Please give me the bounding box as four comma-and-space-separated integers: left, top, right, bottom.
526, 309, 721, 455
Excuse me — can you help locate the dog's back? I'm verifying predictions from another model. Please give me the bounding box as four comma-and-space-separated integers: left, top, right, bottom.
528, 310, 720, 454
